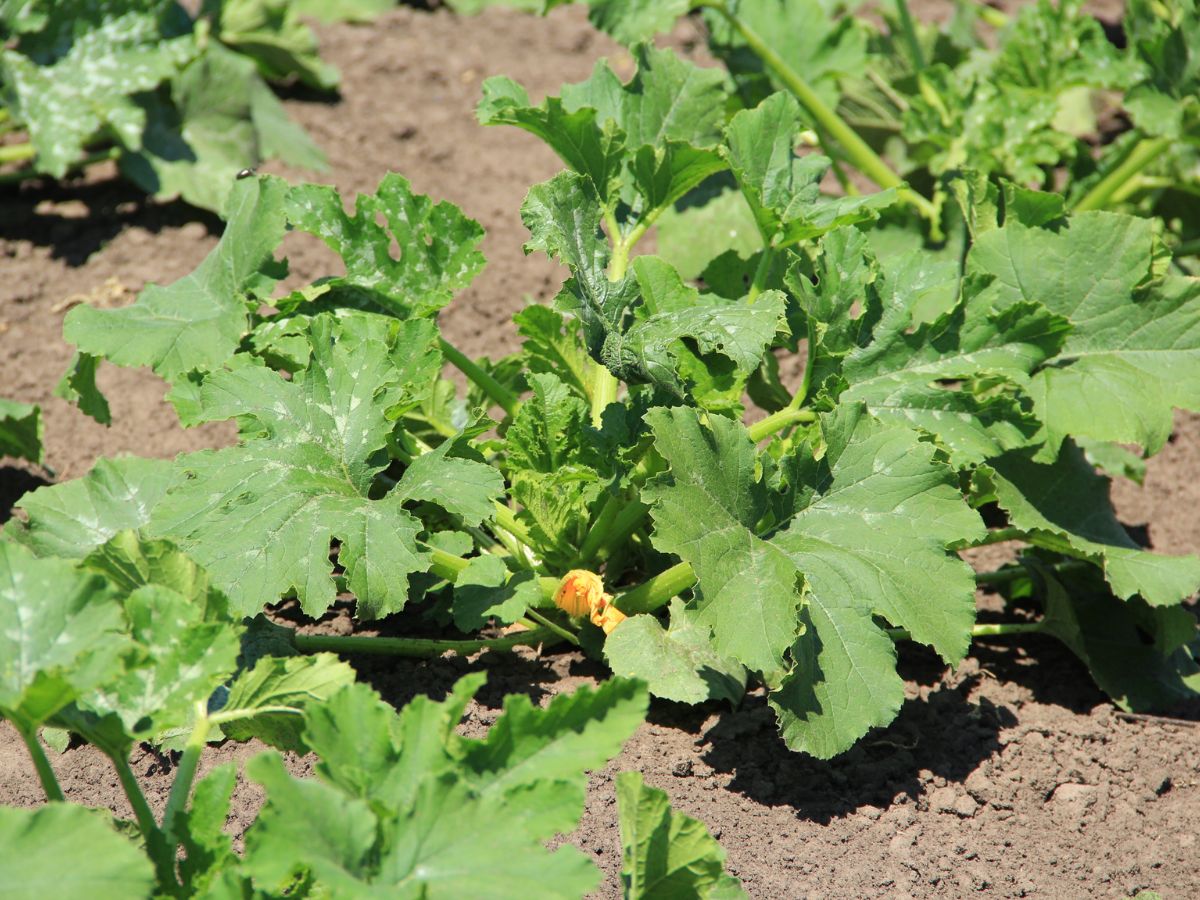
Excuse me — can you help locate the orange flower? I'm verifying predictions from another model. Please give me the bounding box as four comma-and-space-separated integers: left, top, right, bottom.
590, 602, 627, 635
554, 569, 627, 634
554, 569, 607, 617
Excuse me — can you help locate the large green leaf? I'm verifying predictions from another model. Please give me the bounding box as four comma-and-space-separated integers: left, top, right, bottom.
147, 316, 499, 617
0, 0, 195, 176
968, 209, 1200, 458
64, 175, 287, 382
243, 676, 645, 898
644, 406, 983, 757
0, 397, 42, 463
617, 771, 746, 899
0, 804, 154, 899
0, 542, 126, 731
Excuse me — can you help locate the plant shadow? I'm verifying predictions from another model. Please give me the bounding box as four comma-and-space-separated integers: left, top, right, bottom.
0, 177, 220, 266
0, 465, 50, 524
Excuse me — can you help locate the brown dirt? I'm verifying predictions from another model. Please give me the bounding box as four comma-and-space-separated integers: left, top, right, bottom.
2, 4, 1199, 898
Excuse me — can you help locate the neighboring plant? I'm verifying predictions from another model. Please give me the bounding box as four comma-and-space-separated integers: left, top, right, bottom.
0, 0, 382, 212
1, 530, 740, 896
504, 0, 1200, 260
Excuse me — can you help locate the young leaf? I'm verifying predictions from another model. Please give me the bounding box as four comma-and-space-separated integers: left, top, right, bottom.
604, 599, 747, 706
218, 653, 356, 752
212, 0, 340, 91
6, 457, 180, 560
724, 92, 896, 247
64, 174, 288, 382
617, 771, 746, 899
0, 542, 126, 732
0, 804, 154, 899
0, 396, 42, 463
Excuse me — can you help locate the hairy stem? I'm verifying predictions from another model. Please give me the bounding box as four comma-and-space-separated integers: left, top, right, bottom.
0, 141, 36, 165
293, 626, 561, 657
438, 337, 521, 418
523, 609, 580, 645
970, 526, 1027, 546
16, 724, 64, 803
1071, 136, 1172, 213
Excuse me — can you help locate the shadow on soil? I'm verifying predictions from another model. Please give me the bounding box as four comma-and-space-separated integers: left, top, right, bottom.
0, 465, 49, 523
0, 178, 220, 266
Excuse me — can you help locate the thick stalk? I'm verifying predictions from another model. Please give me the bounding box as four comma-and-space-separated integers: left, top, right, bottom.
578, 492, 623, 563
613, 562, 697, 614
16, 724, 64, 802
491, 502, 539, 557
1071, 136, 1171, 213
438, 337, 521, 418
108, 751, 178, 890
588, 498, 652, 567
703, 0, 940, 231
975, 558, 1091, 587
293, 626, 560, 657
746, 248, 775, 302
747, 406, 816, 442
970, 526, 1026, 547
160, 704, 206, 847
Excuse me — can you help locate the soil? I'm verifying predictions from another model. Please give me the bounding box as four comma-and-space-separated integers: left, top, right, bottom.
2, 4, 1199, 898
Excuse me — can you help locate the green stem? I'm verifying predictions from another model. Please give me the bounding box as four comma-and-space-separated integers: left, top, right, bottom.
1071, 136, 1171, 213
1173, 236, 1200, 258
888, 620, 1043, 642
747, 406, 817, 442
0, 141, 35, 165
523, 609, 580, 645
293, 626, 561, 657
893, 0, 926, 72
438, 337, 521, 418
747, 247, 775, 302
16, 724, 64, 803
108, 751, 178, 890
590, 499, 651, 566
614, 562, 697, 614
703, 0, 940, 232
491, 502, 539, 558
795, 315, 817, 409
160, 704, 206, 846
970, 526, 1026, 547
578, 492, 623, 563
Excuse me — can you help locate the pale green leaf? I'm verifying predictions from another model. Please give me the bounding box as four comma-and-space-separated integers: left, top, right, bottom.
0, 804, 154, 899
64, 175, 287, 381
0, 542, 125, 731
54, 352, 111, 426
604, 599, 747, 705
7, 457, 180, 560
